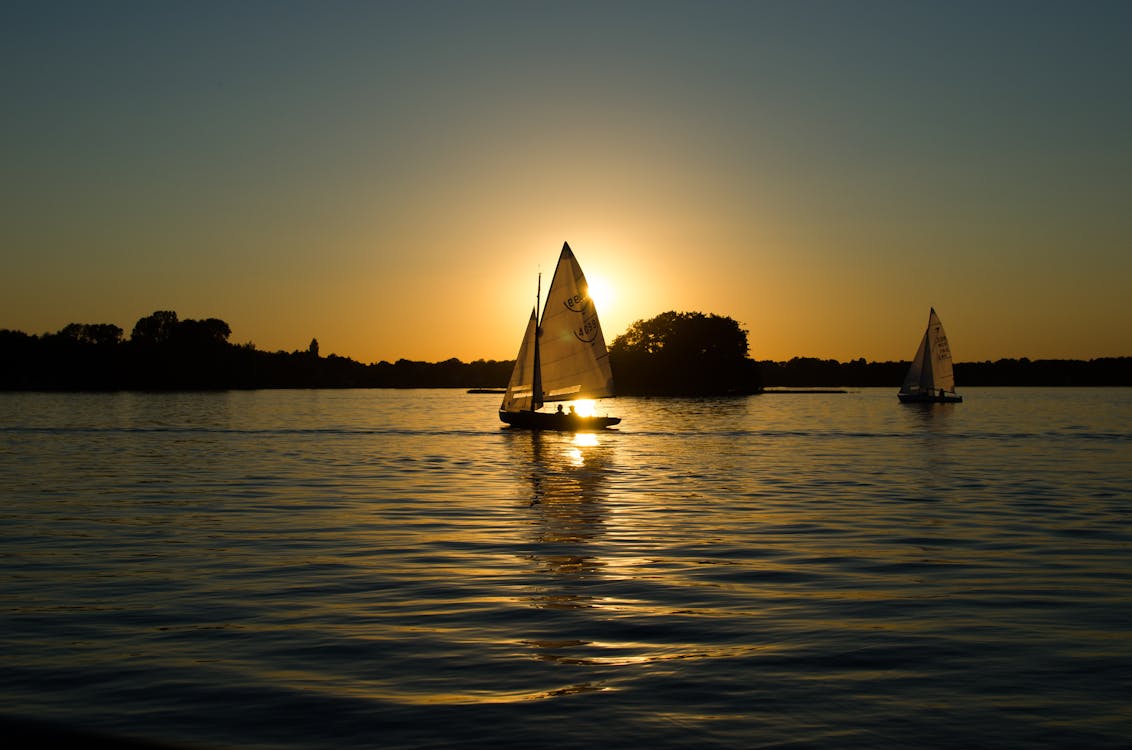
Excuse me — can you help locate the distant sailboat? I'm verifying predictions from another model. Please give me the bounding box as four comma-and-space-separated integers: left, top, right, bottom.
898, 307, 963, 403
499, 242, 621, 430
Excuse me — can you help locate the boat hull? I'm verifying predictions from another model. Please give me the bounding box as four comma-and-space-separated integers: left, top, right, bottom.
898, 392, 963, 404
499, 410, 621, 431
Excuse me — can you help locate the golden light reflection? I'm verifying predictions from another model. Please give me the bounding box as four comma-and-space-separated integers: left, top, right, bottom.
564, 431, 599, 466
372, 682, 615, 705
512, 431, 610, 598
573, 432, 598, 448
519, 638, 765, 668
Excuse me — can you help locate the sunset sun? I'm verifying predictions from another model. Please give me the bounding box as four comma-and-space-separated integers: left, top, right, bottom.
586, 275, 614, 312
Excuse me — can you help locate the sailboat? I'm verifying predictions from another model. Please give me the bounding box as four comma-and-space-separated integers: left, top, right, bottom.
898, 307, 963, 403
499, 242, 621, 430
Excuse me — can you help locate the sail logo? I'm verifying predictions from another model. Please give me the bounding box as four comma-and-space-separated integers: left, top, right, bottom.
574, 314, 601, 343
563, 292, 589, 313
932, 327, 952, 360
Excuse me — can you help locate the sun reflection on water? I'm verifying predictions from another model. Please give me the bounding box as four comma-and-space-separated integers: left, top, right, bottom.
565, 431, 599, 465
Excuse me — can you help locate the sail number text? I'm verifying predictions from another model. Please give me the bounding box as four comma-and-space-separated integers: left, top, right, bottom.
574, 314, 601, 343
563, 293, 589, 313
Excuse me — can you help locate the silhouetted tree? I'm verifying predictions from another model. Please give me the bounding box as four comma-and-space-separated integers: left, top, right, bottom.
610, 311, 761, 395
58, 323, 124, 347
172, 317, 231, 349
130, 310, 179, 346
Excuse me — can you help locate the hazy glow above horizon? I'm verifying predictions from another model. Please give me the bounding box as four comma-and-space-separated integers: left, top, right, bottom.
3, 2, 1131, 364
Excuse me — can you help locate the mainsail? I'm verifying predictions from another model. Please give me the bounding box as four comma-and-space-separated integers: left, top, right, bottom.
500, 242, 615, 414
536, 244, 615, 403
900, 307, 955, 396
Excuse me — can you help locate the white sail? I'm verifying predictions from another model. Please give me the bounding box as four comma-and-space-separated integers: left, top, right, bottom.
900, 307, 956, 396
501, 308, 540, 412
536, 243, 615, 402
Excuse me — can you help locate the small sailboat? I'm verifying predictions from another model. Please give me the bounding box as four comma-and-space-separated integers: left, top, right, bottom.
898, 307, 963, 403
499, 242, 621, 430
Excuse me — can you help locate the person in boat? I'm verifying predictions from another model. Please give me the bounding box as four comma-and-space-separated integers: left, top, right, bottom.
569, 405, 577, 416
939, 388, 945, 399
556, 404, 564, 415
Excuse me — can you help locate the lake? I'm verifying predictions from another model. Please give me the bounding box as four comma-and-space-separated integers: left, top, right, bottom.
1, 388, 1130, 749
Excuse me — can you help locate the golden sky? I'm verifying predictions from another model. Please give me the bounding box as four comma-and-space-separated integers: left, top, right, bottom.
3, 1, 1130, 363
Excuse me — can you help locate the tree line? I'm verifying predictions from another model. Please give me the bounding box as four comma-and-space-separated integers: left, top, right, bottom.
2, 309, 1130, 391
0, 311, 512, 390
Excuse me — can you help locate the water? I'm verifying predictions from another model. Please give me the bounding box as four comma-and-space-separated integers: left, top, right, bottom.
2, 388, 1130, 749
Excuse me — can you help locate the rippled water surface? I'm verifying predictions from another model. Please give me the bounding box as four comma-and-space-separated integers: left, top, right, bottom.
2, 388, 1130, 749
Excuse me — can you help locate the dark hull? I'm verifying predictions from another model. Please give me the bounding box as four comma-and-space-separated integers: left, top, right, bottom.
499, 410, 621, 431
898, 392, 963, 404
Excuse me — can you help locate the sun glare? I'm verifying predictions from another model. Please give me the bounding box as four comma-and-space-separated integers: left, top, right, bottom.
586, 276, 613, 312
571, 399, 596, 417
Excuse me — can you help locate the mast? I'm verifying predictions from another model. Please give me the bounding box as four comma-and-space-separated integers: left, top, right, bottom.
532, 272, 542, 412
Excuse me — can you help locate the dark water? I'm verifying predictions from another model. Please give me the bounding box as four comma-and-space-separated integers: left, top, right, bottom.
2, 388, 1130, 749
